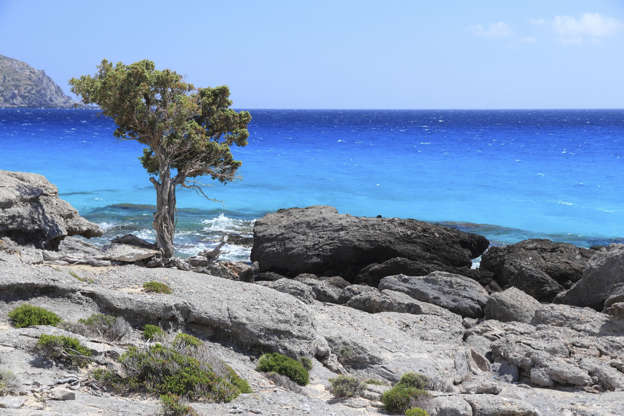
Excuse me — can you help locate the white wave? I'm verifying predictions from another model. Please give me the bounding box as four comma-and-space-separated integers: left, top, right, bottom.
97, 222, 118, 231
201, 213, 253, 233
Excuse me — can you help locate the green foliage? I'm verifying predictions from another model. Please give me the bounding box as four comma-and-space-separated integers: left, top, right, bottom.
143, 281, 172, 294
399, 372, 429, 390
226, 366, 252, 394
328, 375, 364, 398
256, 353, 309, 386
106, 344, 244, 402
405, 408, 429, 416
143, 324, 164, 340
382, 373, 431, 414
160, 394, 199, 416
70, 59, 252, 257
300, 357, 313, 371
8, 304, 61, 328
0, 370, 17, 396
173, 333, 202, 349
35, 334, 92, 367
364, 378, 387, 385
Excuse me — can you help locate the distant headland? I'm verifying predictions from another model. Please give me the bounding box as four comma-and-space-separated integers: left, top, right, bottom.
0, 54, 76, 108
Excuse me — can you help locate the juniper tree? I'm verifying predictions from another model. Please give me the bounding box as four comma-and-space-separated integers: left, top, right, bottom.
70, 59, 250, 258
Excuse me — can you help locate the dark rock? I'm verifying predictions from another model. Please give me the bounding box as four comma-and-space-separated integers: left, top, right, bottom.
344, 288, 456, 317
110, 234, 156, 250
604, 284, 624, 310
321, 275, 351, 289
294, 274, 342, 303
251, 206, 488, 280
555, 244, 624, 309
378, 272, 489, 318
355, 256, 480, 287
0, 170, 102, 249
484, 287, 541, 323
255, 271, 287, 282
339, 284, 379, 304
480, 239, 593, 302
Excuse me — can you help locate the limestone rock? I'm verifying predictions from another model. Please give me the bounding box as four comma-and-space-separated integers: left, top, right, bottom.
484, 287, 541, 323
104, 244, 159, 263
257, 278, 316, 304
251, 206, 488, 279
0, 170, 102, 249
379, 272, 489, 318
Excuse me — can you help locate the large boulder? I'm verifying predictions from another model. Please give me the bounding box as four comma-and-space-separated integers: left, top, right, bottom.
378, 272, 489, 318
0, 170, 102, 249
251, 206, 489, 280
555, 245, 624, 309
480, 239, 594, 302
484, 287, 541, 323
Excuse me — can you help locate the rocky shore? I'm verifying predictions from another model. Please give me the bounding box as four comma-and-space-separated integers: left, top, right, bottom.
1, 170, 624, 415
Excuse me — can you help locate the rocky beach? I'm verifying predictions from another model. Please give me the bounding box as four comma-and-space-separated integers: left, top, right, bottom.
0, 170, 623, 415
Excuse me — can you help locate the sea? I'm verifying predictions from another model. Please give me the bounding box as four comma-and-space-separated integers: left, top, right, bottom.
2, 108, 624, 262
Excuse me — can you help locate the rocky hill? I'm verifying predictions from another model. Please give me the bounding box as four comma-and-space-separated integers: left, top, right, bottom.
0, 55, 75, 108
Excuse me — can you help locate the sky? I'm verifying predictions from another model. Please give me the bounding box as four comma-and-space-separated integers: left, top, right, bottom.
1, 0, 623, 109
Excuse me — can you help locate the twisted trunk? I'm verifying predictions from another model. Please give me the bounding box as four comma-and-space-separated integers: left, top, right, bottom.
153, 167, 176, 258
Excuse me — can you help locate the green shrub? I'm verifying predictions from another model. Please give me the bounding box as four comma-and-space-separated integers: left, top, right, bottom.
8, 304, 61, 328
35, 334, 92, 367
300, 357, 313, 371
91, 340, 251, 402
143, 281, 172, 294
399, 372, 429, 390
143, 324, 164, 340
329, 375, 364, 398
0, 370, 17, 396
160, 393, 199, 416
226, 366, 252, 394
364, 378, 387, 385
405, 408, 429, 416
381, 385, 430, 414
256, 353, 309, 386
173, 333, 202, 349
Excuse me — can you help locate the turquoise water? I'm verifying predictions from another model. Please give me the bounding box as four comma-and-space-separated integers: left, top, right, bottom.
1, 108, 623, 259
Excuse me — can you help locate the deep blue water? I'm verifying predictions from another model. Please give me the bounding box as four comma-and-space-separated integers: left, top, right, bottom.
1, 108, 623, 259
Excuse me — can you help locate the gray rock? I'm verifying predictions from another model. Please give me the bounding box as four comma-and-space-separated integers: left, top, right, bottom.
345, 287, 457, 318
104, 243, 159, 263
294, 275, 342, 303
429, 395, 472, 416
604, 284, 624, 309
0, 170, 102, 249
0, 396, 26, 409
605, 302, 624, 319
463, 394, 540, 416
255, 271, 287, 281
251, 206, 488, 279
257, 278, 316, 304
484, 287, 541, 323
49, 387, 76, 400
532, 303, 624, 336
339, 284, 379, 304
379, 272, 489, 318
556, 244, 624, 309
110, 234, 156, 249
355, 256, 479, 287
481, 239, 593, 301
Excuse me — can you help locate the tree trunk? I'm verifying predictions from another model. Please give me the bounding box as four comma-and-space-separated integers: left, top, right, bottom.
153, 168, 176, 258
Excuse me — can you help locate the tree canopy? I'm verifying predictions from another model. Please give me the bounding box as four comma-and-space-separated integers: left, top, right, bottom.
70, 59, 251, 258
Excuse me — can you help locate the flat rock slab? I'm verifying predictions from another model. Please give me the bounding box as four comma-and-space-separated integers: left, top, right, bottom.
379, 272, 489, 318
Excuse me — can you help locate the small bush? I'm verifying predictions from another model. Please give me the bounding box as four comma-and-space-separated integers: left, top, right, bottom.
160, 393, 199, 416
143, 281, 172, 294
0, 370, 18, 396
364, 378, 387, 385
173, 333, 202, 349
35, 334, 92, 367
226, 366, 252, 394
300, 357, 313, 371
381, 385, 430, 414
62, 313, 130, 341
143, 324, 164, 341
256, 353, 309, 386
329, 375, 364, 398
8, 304, 61, 328
399, 372, 429, 390
405, 408, 429, 416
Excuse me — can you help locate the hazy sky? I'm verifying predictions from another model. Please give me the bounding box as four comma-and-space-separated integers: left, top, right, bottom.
1, 0, 623, 109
